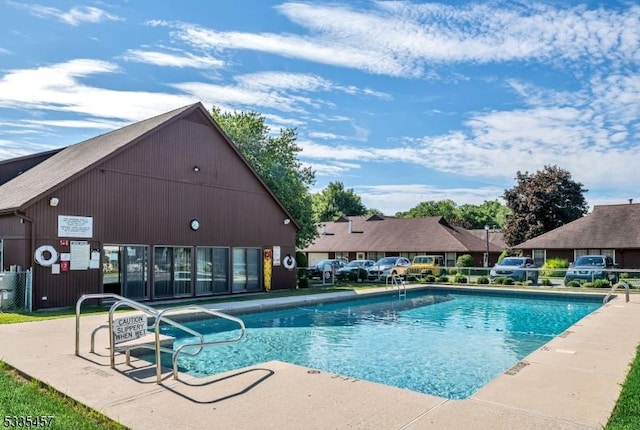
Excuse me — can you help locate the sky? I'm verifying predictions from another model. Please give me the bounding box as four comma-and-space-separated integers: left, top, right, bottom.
0, 0, 639, 216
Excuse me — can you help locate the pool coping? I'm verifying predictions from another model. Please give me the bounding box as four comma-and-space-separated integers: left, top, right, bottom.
1, 285, 639, 429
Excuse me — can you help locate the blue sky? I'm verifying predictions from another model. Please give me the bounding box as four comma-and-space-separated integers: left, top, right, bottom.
0, 1, 639, 215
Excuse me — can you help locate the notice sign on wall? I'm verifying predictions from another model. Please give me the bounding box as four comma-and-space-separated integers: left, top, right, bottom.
113, 314, 148, 344
58, 215, 93, 238
70, 241, 90, 270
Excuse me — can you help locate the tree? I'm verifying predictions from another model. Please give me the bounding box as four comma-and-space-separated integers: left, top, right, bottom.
312, 181, 367, 222
211, 107, 317, 248
395, 199, 510, 229
502, 165, 588, 246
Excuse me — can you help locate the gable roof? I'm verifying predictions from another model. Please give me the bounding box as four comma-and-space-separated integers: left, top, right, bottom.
303, 216, 503, 253
515, 203, 640, 249
0, 103, 299, 228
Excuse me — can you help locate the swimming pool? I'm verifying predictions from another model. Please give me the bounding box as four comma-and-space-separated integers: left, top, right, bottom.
153, 289, 602, 399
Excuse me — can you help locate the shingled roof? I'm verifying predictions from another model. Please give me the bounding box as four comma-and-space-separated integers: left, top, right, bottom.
0, 103, 196, 213
515, 203, 640, 249
303, 215, 503, 253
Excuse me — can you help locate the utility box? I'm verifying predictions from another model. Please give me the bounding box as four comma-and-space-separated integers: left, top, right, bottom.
0, 272, 18, 311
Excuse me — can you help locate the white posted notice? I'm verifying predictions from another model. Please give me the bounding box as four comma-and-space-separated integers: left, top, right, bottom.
113, 314, 148, 344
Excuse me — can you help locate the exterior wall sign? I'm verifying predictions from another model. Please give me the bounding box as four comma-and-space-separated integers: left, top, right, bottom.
113, 314, 148, 344
70, 240, 90, 270
273, 246, 281, 266
58, 215, 93, 238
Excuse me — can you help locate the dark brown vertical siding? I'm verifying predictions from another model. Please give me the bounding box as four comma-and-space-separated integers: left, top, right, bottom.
18, 115, 296, 308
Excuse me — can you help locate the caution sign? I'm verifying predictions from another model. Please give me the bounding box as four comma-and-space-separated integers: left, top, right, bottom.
113, 314, 147, 344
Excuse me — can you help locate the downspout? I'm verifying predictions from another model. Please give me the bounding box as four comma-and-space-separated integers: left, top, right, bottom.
14, 210, 35, 269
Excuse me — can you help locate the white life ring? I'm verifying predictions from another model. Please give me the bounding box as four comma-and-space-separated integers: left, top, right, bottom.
34, 245, 59, 267
283, 255, 296, 271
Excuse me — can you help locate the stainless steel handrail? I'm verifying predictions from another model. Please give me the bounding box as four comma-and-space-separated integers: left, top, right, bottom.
603, 281, 630, 304
153, 305, 246, 383
385, 274, 406, 298
75, 294, 246, 385
108, 299, 205, 370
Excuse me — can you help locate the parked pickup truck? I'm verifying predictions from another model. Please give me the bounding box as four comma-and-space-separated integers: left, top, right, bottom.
405, 255, 446, 279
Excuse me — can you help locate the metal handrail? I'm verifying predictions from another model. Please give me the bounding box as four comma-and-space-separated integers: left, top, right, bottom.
386, 274, 407, 298
153, 305, 246, 383
603, 281, 630, 304
75, 294, 246, 385
108, 299, 205, 370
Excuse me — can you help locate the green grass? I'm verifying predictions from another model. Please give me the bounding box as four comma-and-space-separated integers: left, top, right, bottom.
0, 362, 126, 430
606, 345, 640, 429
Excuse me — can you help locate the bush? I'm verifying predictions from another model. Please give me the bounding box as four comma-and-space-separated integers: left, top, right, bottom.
492, 277, 506, 285
621, 273, 630, 279
295, 251, 308, 269
437, 275, 449, 283
298, 277, 309, 288
425, 275, 436, 283
541, 278, 553, 286
593, 279, 611, 288
541, 258, 569, 277
456, 254, 474, 268
454, 274, 467, 283
582, 282, 594, 288
447, 268, 457, 275
503, 278, 514, 285
566, 280, 581, 288
477, 276, 490, 284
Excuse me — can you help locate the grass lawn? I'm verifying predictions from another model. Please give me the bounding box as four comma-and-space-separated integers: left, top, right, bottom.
0, 362, 126, 429
606, 345, 640, 429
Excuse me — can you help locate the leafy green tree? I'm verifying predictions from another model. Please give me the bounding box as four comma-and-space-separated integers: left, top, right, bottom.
211, 107, 317, 248
502, 165, 588, 246
396, 199, 510, 229
312, 181, 366, 222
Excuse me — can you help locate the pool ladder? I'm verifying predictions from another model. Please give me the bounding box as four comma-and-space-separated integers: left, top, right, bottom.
603, 281, 630, 304
386, 275, 407, 298
75, 294, 246, 384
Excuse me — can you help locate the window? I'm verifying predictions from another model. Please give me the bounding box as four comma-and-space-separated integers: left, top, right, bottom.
102, 245, 148, 300
196, 247, 229, 295
232, 248, 261, 293
532, 249, 545, 266
367, 252, 385, 261
445, 252, 456, 267
153, 246, 192, 298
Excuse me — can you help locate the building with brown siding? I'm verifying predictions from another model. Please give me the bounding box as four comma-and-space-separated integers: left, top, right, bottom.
303, 215, 503, 267
514, 203, 640, 268
0, 103, 298, 309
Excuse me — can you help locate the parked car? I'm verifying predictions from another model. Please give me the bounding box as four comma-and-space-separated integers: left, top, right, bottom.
489, 257, 539, 284
405, 255, 446, 279
367, 257, 411, 281
564, 255, 619, 286
307, 259, 346, 280
335, 259, 376, 282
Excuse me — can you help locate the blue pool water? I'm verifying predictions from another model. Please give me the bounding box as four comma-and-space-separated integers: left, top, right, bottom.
154, 290, 601, 399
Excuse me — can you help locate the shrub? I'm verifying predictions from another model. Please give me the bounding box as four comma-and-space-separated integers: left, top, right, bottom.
541, 258, 569, 277
295, 251, 308, 270
503, 278, 514, 285
454, 274, 467, 283
621, 273, 630, 279
541, 278, 553, 286
447, 268, 458, 276
437, 275, 449, 283
425, 275, 436, 283
582, 282, 594, 288
566, 280, 581, 288
593, 279, 611, 289
456, 254, 474, 268
297, 277, 309, 288
492, 277, 506, 285
477, 276, 490, 284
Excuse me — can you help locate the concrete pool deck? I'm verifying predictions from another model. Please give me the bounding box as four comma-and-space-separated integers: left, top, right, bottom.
1, 286, 639, 429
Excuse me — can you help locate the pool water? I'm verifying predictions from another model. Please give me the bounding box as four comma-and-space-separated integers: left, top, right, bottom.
154, 290, 601, 399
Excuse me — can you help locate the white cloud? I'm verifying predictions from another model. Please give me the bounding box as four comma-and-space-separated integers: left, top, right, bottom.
12, 3, 123, 26
355, 184, 506, 215
122, 49, 225, 69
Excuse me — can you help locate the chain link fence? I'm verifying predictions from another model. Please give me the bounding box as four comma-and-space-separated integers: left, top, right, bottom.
0, 270, 31, 312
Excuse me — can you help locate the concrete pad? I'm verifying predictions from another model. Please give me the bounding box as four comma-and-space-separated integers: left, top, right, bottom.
473, 360, 622, 427
406, 399, 593, 430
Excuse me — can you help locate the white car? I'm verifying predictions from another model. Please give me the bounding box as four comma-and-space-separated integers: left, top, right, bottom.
367, 257, 411, 281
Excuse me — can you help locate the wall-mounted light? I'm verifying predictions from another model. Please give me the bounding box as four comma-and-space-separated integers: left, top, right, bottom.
49, 197, 60, 207
193, 166, 200, 172
283, 218, 291, 225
